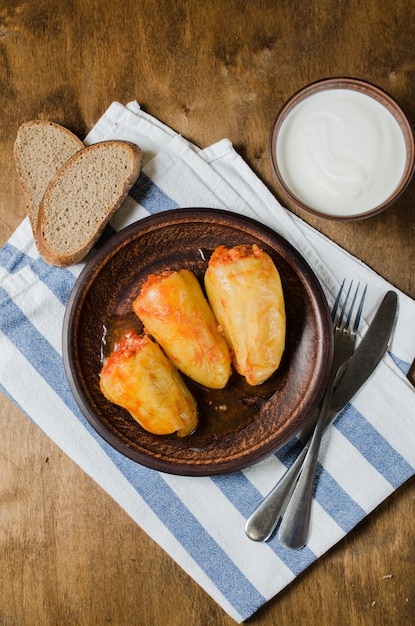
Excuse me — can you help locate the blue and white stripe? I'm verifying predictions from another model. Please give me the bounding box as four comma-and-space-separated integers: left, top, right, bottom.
1, 172, 415, 623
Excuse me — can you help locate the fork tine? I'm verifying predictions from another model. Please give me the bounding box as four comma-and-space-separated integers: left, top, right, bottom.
336, 281, 354, 327
331, 279, 367, 333
345, 282, 360, 328
331, 279, 345, 321
334, 281, 367, 333
352, 284, 367, 332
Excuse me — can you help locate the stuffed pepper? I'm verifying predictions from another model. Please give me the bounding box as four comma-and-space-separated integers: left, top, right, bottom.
133, 269, 231, 389
100, 331, 197, 437
204, 244, 286, 386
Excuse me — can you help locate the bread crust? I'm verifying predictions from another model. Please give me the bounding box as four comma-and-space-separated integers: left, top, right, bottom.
35, 140, 142, 266
14, 120, 84, 235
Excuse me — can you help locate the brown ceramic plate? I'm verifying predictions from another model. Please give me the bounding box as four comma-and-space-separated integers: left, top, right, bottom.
63, 208, 333, 476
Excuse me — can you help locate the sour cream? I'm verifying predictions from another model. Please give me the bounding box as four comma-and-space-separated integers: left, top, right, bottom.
275, 88, 407, 217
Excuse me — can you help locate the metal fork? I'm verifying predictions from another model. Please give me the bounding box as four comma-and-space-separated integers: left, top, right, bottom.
278, 280, 367, 549
245, 280, 366, 544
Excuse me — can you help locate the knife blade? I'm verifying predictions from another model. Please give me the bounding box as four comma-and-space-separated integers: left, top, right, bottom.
295, 289, 398, 443
330, 289, 397, 413
245, 289, 398, 542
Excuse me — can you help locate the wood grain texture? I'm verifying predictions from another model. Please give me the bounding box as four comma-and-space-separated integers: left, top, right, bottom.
1, 0, 414, 624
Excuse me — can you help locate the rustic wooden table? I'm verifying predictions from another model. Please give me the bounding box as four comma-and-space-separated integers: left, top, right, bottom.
1, 1, 414, 624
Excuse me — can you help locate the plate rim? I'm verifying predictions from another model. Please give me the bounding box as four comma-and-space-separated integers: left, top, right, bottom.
62, 208, 333, 476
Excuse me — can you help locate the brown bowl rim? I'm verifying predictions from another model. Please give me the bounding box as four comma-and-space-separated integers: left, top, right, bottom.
269, 77, 415, 221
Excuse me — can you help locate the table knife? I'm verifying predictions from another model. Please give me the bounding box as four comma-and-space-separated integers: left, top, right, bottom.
245, 290, 398, 542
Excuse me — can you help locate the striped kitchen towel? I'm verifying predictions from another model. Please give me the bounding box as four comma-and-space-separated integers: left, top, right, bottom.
1, 101, 414, 623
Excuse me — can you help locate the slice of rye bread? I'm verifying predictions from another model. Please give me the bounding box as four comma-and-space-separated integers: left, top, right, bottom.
14, 120, 85, 234
36, 140, 142, 266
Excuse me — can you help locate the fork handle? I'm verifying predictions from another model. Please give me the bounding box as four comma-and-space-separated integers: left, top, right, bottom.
278, 377, 338, 549
244, 445, 308, 541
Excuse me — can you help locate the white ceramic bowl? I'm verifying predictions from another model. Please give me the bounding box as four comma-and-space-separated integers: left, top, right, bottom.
270, 78, 415, 220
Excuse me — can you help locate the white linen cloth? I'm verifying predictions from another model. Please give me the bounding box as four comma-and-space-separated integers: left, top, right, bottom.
1, 101, 415, 623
